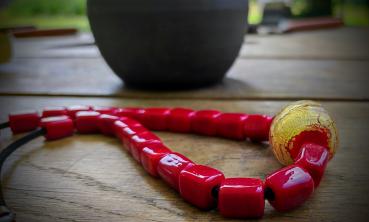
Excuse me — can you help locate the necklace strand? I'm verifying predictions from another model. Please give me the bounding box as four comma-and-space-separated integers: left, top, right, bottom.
1, 100, 338, 219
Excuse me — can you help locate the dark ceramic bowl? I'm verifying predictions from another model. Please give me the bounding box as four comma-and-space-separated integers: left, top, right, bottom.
87, 0, 248, 89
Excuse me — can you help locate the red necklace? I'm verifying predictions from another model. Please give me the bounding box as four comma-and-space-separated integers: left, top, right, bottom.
1, 100, 338, 220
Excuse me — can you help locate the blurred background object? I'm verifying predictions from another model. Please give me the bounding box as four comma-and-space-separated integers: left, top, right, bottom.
0, 32, 11, 64
0, 0, 367, 32
86, 0, 250, 88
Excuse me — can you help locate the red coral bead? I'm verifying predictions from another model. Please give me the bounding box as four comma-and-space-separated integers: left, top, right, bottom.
244, 115, 273, 142
42, 106, 68, 117
140, 108, 171, 131
40, 116, 74, 140
67, 105, 91, 119
294, 143, 329, 188
191, 110, 221, 136
113, 120, 128, 139
9, 110, 40, 134
157, 153, 194, 191
113, 117, 143, 137
179, 164, 224, 210
218, 178, 265, 218
129, 131, 162, 163
114, 121, 147, 151
75, 111, 101, 134
216, 113, 248, 140
113, 107, 144, 121
265, 165, 314, 212
141, 143, 172, 177
92, 106, 116, 114
119, 117, 142, 128
97, 114, 119, 136
168, 108, 194, 133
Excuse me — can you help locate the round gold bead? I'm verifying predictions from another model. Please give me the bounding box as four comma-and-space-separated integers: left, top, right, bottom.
269, 100, 338, 166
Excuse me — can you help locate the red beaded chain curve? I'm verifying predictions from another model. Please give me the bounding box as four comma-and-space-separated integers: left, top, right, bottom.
6, 105, 331, 219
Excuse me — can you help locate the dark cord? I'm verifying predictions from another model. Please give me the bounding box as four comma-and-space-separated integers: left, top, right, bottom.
0, 128, 45, 222
0, 122, 9, 130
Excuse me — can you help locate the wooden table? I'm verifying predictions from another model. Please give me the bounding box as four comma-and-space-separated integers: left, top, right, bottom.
0, 27, 368, 222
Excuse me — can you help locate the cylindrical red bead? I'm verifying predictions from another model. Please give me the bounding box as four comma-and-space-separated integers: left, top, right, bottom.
294, 143, 329, 187
113, 117, 143, 138
67, 105, 91, 119
129, 131, 162, 162
140, 108, 171, 131
114, 122, 147, 151
141, 143, 172, 177
9, 110, 40, 134
218, 178, 265, 218
191, 110, 221, 136
244, 115, 273, 142
157, 152, 194, 191
113, 120, 128, 139
40, 116, 74, 140
265, 165, 314, 212
216, 113, 248, 140
168, 108, 194, 133
42, 106, 68, 117
113, 107, 144, 121
92, 106, 116, 115
119, 117, 142, 128
75, 111, 101, 134
97, 114, 119, 136
179, 164, 224, 210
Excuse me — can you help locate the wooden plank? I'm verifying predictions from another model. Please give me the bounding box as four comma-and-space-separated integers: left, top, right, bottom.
0, 96, 368, 222
11, 28, 369, 60
0, 57, 368, 100
241, 27, 369, 60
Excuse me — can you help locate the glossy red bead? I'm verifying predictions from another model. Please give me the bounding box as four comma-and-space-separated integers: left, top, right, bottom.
75, 111, 101, 134
92, 106, 116, 114
119, 117, 142, 127
216, 113, 248, 140
42, 106, 68, 117
129, 131, 162, 162
113, 117, 143, 138
265, 165, 314, 212
140, 108, 171, 131
157, 152, 194, 191
294, 143, 329, 187
67, 105, 91, 119
40, 116, 74, 140
97, 114, 119, 136
118, 126, 148, 151
191, 110, 221, 136
168, 108, 194, 133
113, 107, 144, 121
218, 178, 265, 218
179, 164, 224, 210
244, 115, 273, 142
9, 110, 40, 134
141, 143, 172, 177
113, 119, 128, 139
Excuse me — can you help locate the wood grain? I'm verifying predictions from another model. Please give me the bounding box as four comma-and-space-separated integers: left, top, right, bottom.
0, 96, 368, 222
2, 28, 368, 100
241, 27, 369, 60
11, 28, 369, 60
0, 57, 368, 100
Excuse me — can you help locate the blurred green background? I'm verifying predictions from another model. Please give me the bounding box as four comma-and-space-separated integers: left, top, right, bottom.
0, 0, 368, 31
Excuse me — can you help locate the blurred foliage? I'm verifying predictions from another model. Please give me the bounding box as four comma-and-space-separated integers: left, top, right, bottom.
0, 0, 88, 30
250, 0, 368, 25
0, 0, 367, 31
3, 0, 86, 15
